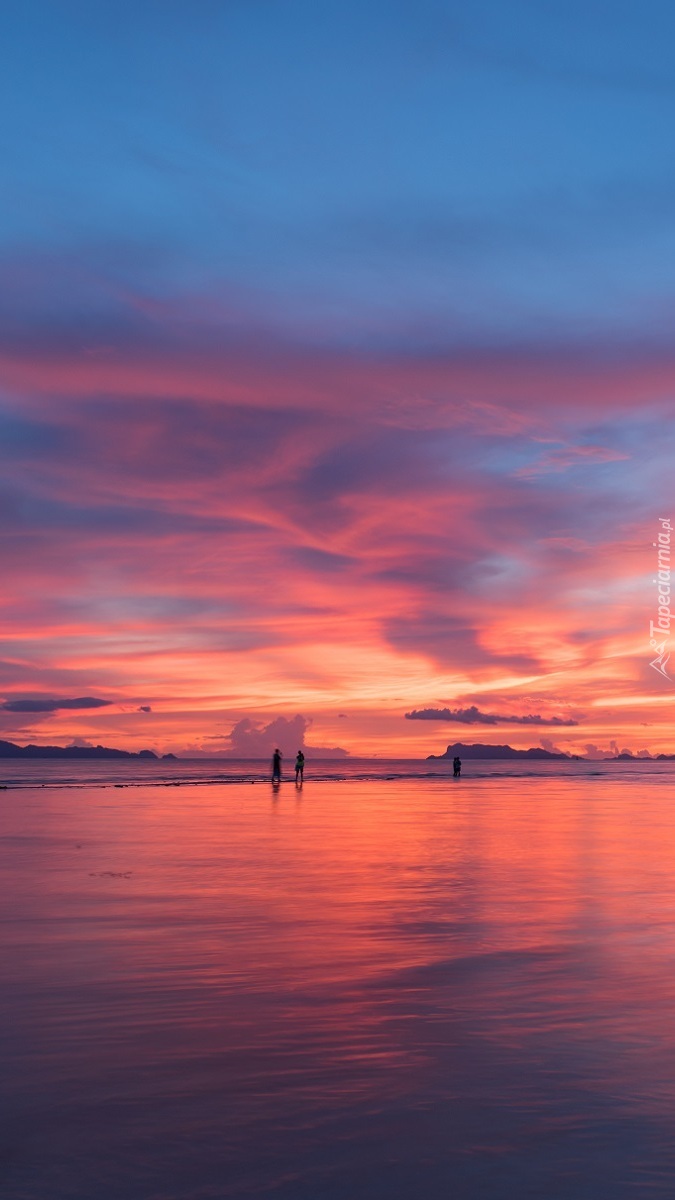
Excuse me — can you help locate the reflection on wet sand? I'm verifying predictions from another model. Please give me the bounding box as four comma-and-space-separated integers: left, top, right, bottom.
3, 776, 675, 1197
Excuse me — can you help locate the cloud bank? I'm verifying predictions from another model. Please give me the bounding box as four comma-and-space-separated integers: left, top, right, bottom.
405, 706, 579, 727
1, 697, 113, 713
224, 715, 348, 759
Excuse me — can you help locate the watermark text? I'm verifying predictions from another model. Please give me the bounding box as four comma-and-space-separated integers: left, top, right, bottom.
649, 517, 672, 679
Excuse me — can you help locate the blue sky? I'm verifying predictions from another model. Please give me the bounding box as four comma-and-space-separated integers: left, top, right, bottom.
3, 0, 675, 344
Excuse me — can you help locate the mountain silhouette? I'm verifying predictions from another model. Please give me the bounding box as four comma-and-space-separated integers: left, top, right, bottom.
0, 739, 176, 760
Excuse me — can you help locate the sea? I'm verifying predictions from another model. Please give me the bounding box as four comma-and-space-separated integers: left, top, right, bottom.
3, 758, 675, 1198
3, 753, 675, 789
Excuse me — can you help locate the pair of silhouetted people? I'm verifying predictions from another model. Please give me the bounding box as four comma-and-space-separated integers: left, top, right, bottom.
453, 756, 462, 778
271, 748, 305, 785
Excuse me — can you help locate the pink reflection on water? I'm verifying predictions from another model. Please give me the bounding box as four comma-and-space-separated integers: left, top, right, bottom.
4, 776, 675, 1197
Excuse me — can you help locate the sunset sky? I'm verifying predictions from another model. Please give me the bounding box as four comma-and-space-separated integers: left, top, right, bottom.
2, 0, 674, 758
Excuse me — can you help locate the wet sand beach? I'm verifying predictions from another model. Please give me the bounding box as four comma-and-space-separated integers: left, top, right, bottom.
4, 771, 675, 1198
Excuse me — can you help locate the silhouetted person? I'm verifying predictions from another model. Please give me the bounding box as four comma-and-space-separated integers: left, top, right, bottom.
453, 756, 461, 778
272, 748, 282, 783
295, 750, 305, 785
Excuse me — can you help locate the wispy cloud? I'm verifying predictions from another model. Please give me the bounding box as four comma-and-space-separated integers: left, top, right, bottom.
514, 444, 630, 479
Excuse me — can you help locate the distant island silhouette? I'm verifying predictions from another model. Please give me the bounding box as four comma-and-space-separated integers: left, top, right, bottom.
0, 738, 669, 763
0, 739, 177, 760
428, 742, 571, 760
427, 742, 675, 761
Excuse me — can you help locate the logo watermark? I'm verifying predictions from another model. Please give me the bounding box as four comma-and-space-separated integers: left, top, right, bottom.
649, 517, 672, 679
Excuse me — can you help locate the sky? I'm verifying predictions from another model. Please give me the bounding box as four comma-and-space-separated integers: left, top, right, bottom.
1, 0, 675, 758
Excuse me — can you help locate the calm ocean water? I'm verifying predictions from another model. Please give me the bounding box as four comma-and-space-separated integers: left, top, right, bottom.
4, 764, 675, 1197
3, 754, 675, 788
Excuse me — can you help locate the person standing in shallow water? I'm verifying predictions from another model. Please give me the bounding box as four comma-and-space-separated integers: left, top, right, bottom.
453, 756, 462, 778
295, 750, 305, 785
272, 748, 282, 783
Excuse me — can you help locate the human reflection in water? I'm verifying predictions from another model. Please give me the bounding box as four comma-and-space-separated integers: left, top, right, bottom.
271, 748, 282, 783
453, 756, 462, 778
295, 750, 305, 787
